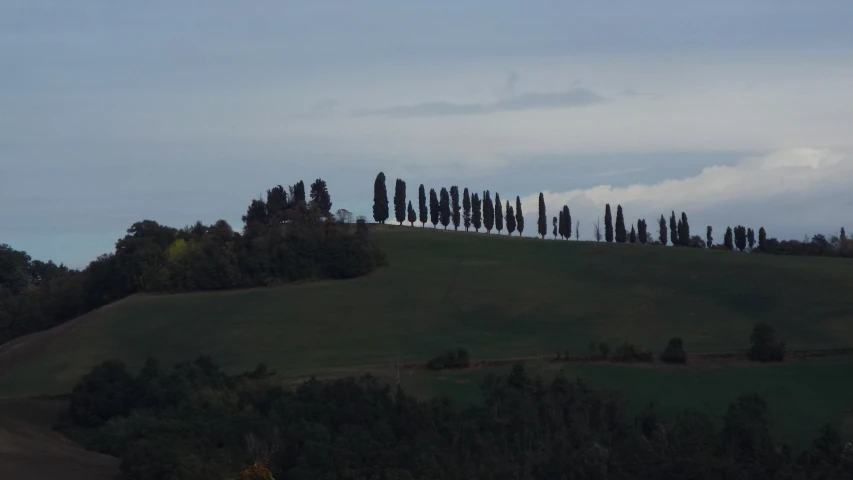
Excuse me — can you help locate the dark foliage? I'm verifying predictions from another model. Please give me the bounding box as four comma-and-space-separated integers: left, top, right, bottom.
637, 219, 647, 244
615, 205, 627, 243
661, 337, 687, 363
418, 184, 428, 227
407, 201, 416, 226
472, 193, 482, 232
630, 226, 637, 243
758, 227, 767, 251
393, 178, 406, 225
659, 215, 668, 245
605, 204, 614, 242
735, 225, 748, 251
748, 322, 786, 362
439, 187, 451, 230
372, 172, 389, 223
483, 190, 494, 233
309, 178, 332, 215
670, 211, 679, 246
552, 216, 558, 239
494, 193, 504, 234
559, 211, 566, 239
564, 205, 572, 240
679, 212, 691, 246
505, 202, 516, 236
612, 343, 654, 362
462, 188, 472, 231
426, 348, 471, 370
515, 196, 525, 236
429, 188, 439, 228
748, 227, 756, 250
725, 226, 735, 251
538, 193, 547, 239
451, 186, 461, 230
707, 226, 714, 248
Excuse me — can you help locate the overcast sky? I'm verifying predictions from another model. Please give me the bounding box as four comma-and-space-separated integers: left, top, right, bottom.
3, 1, 853, 267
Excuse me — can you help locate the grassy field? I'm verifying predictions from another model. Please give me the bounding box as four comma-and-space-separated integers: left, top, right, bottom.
2, 226, 853, 397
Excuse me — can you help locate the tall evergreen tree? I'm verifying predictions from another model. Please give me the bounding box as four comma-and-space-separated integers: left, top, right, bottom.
558, 211, 566, 239
418, 184, 427, 227
495, 193, 504, 234
516, 196, 525, 236
309, 178, 333, 214
506, 202, 516, 236
439, 188, 451, 230
575, 219, 580, 241
538, 193, 547, 239
758, 227, 767, 251
462, 188, 472, 231
747, 228, 756, 250
604, 204, 614, 242
373, 173, 389, 223
472, 193, 482, 232
840, 227, 848, 251
677, 219, 684, 246
615, 205, 627, 243
291, 180, 306, 205
725, 226, 734, 251
450, 186, 461, 231
706, 226, 714, 248
735, 225, 747, 251
552, 217, 558, 239
429, 188, 439, 228
630, 226, 637, 243
670, 211, 679, 246
637, 219, 647, 244
393, 178, 406, 225
407, 201, 416, 226
659, 215, 668, 245
563, 205, 572, 240
679, 212, 690, 246
483, 191, 494, 233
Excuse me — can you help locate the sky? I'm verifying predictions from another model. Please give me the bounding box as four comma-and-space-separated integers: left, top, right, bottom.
2, 0, 853, 267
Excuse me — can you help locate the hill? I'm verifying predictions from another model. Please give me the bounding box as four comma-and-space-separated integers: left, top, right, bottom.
2, 226, 853, 397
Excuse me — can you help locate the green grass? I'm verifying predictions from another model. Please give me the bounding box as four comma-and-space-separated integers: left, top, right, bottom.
2, 226, 853, 398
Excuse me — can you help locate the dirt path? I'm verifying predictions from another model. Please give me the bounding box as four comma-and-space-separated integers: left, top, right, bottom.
0, 397, 119, 479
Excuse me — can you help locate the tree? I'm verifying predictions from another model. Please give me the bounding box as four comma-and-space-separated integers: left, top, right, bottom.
266, 185, 289, 223
418, 184, 428, 227
407, 201, 416, 226
515, 196, 525, 236
309, 178, 333, 215
661, 337, 687, 363
679, 212, 690, 246
670, 211, 679, 246
558, 211, 566, 240
472, 193, 482, 232
706, 226, 713, 248
758, 227, 767, 251
393, 179, 406, 225
575, 219, 580, 241
630, 226, 637, 243
439, 188, 451, 229
637, 219, 647, 244
429, 188, 439, 228
747, 228, 756, 250
563, 205, 572, 240
335, 209, 353, 224
748, 322, 785, 361
841, 227, 848, 252
494, 193, 503, 234
593, 218, 602, 242
373, 173, 389, 223
242, 198, 268, 228
604, 204, 614, 242
505, 202, 516, 236
462, 188, 471, 231
290, 180, 306, 206
725, 226, 734, 251
549, 216, 557, 239
450, 186, 461, 231
615, 205, 627, 243
538, 193, 547, 239
483, 191, 494, 233
659, 215, 668, 245
735, 225, 747, 251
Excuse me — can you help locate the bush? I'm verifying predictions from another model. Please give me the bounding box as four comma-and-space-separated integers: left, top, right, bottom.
427, 348, 470, 370
612, 343, 653, 363
748, 322, 785, 362
661, 337, 688, 364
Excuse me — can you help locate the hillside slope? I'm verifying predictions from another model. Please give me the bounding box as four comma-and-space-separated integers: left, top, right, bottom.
2, 227, 853, 396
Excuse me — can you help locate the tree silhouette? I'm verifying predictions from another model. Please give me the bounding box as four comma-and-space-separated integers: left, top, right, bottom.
552, 217, 558, 239
747, 228, 756, 250
725, 227, 734, 251
659, 215, 668, 245
630, 226, 637, 243
373, 173, 389, 223
407, 201, 416, 226
291, 180, 306, 206
538, 193, 547, 239
575, 219, 580, 241
669, 211, 678, 246
309, 178, 333, 215
483, 191, 494, 233
462, 188, 471, 231
593, 218, 602, 241
393, 178, 406, 225
679, 212, 690, 246
706, 226, 714, 248
506, 202, 516, 235
429, 188, 439, 228
604, 204, 614, 242
735, 225, 747, 251
558, 210, 566, 239
418, 184, 427, 227
615, 205, 627, 243
563, 205, 572, 240
450, 186, 461, 231
515, 196, 525, 236
439, 188, 451, 230
758, 227, 767, 251
637, 219, 647, 244
472, 193, 482, 232
495, 193, 504, 234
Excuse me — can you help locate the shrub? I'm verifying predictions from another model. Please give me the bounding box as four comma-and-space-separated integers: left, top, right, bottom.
427, 348, 470, 370
612, 343, 654, 363
748, 322, 785, 362
661, 337, 688, 364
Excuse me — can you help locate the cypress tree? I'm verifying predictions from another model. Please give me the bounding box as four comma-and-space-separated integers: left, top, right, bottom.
659, 215, 668, 245
450, 186, 461, 231
558, 211, 565, 239
747, 228, 756, 250
483, 191, 494, 233
735, 225, 747, 251
418, 184, 427, 227
309, 178, 332, 214
506, 202, 516, 235
679, 212, 690, 246
758, 227, 767, 251
630, 226, 637, 243
439, 188, 451, 230
291, 180, 306, 205
538, 193, 547, 239
725, 227, 734, 251
638, 219, 647, 244
393, 178, 406, 225
840, 227, 848, 251
516, 196, 525, 236
462, 188, 472, 231
472, 193, 482, 232
552, 216, 558, 239
429, 188, 439, 228
495, 193, 504, 234
706, 226, 713, 248
407, 201, 416, 226
615, 205, 627, 243
563, 205, 572, 240
373, 172, 388, 223
604, 204, 614, 242
677, 219, 683, 246
670, 211, 678, 246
